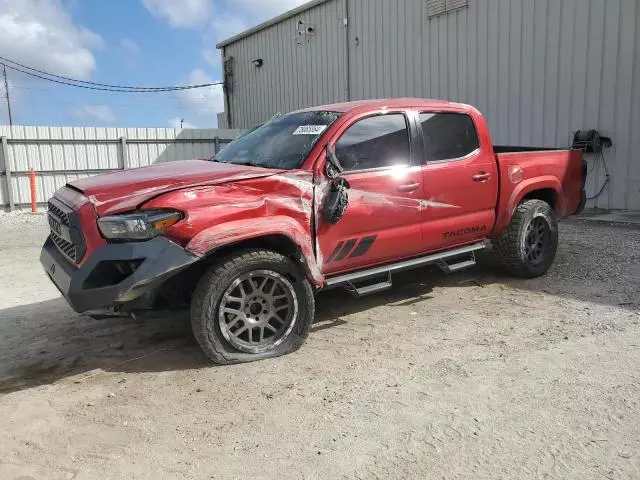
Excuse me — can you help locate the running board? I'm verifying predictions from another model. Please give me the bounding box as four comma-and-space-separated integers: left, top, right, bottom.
325, 242, 487, 288
437, 252, 477, 274
345, 272, 393, 297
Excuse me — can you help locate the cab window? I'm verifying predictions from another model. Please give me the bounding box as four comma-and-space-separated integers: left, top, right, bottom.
336, 114, 410, 172
419, 112, 479, 162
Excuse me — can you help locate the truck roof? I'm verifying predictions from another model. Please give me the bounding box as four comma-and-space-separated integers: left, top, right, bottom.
295, 98, 476, 115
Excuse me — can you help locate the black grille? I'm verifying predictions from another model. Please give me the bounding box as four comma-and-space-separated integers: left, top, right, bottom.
48, 201, 70, 226
51, 231, 77, 261
48, 199, 85, 263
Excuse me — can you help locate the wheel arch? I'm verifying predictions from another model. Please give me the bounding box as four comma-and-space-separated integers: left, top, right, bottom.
185, 217, 324, 286
522, 188, 557, 212
204, 233, 301, 260
494, 177, 562, 236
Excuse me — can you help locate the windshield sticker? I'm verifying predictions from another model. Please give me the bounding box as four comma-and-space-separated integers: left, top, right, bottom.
293, 125, 328, 135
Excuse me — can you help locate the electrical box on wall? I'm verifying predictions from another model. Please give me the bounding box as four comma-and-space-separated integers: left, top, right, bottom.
296, 20, 315, 45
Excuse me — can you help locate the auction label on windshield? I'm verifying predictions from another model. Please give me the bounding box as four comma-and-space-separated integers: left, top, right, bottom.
293, 125, 328, 135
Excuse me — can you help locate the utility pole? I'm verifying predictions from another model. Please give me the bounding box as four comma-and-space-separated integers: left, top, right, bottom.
2, 64, 13, 126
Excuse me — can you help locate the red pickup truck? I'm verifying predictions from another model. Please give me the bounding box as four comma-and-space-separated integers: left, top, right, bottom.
41, 99, 586, 364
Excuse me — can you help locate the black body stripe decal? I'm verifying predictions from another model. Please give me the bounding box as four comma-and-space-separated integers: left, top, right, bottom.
349, 235, 377, 258
334, 239, 357, 261
326, 241, 345, 263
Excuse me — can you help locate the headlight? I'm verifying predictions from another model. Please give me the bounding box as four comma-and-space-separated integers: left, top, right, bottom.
97, 210, 182, 241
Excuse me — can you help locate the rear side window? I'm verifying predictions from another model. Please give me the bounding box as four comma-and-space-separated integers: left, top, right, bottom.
336, 114, 410, 172
419, 112, 479, 162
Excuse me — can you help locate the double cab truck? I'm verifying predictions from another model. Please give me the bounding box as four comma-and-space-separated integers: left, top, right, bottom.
41, 99, 587, 364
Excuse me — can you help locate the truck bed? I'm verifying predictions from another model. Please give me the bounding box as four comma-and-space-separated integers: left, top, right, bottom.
493, 147, 585, 233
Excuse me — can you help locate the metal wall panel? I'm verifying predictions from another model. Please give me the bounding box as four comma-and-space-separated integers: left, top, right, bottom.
222, 0, 347, 129
221, 0, 639, 210
0, 126, 242, 208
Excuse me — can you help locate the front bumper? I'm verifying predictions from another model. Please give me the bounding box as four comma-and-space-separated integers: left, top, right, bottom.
40, 235, 198, 313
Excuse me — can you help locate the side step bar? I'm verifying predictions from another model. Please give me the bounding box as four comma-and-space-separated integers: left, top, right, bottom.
436, 251, 477, 274
345, 272, 393, 297
325, 242, 486, 289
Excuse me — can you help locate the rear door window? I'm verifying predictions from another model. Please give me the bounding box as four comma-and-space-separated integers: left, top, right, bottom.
336, 114, 410, 172
419, 112, 479, 162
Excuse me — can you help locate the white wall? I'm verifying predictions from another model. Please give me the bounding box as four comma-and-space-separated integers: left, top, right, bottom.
0, 125, 242, 209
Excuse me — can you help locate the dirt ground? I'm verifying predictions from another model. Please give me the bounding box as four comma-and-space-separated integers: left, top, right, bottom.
0, 212, 638, 480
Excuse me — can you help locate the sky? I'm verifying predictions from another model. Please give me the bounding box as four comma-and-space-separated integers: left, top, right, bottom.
0, 0, 309, 128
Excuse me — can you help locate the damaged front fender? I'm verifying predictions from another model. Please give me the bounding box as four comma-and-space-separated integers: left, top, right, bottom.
185, 216, 323, 286
142, 172, 324, 286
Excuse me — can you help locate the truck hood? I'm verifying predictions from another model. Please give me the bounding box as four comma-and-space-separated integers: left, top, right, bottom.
68, 159, 284, 216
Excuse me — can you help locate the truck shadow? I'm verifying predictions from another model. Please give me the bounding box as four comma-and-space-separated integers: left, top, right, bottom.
0, 301, 205, 394
0, 268, 454, 394
1, 248, 637, 395
314, 246, 639, 329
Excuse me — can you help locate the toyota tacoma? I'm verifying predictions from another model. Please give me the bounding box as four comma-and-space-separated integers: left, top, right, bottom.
41, 99, 587, 364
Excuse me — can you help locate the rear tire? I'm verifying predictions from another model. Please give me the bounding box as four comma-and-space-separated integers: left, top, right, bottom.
191, 249, 315, 365
492, 199, 558, 278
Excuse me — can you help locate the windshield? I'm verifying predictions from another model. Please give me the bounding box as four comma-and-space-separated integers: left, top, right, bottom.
214, 111, 341, 170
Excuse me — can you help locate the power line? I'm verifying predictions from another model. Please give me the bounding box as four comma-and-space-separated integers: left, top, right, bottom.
4, 82, 210, 125
2, 63, 223, 92
10, 83, 194, 101
0, 55, 209, 90
0, 56, 222, 92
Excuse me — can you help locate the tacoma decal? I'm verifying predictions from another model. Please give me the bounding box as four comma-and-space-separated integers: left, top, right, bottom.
442, 225, 487, 239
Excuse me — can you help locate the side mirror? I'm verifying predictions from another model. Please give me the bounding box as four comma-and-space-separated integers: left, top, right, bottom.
322, 144, 350, 225
325, 143, 344, 179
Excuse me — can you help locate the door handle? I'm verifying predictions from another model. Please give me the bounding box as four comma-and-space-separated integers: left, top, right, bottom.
397, 182, 420, 193
472, 172, 491, 182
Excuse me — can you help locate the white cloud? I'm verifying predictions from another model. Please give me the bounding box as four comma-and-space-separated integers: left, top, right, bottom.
172, 69, 224, 127
178, 69, 224, 116
169, 117, 197, 129
71, 105, 117, 124
230, 0, 310, 20
119, 38, 141, 67
202, 15, 247, 67
202, 48, 219, 67
0, 0, 103, 80
211, 14, 248, 42
141, 0, 212, 28
120, 38, 140, 56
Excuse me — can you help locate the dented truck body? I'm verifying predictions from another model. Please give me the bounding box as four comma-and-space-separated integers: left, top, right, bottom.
41, 99, 586, 362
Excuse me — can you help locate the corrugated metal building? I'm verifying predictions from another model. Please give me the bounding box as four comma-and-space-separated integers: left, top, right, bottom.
217, 0, 640, 210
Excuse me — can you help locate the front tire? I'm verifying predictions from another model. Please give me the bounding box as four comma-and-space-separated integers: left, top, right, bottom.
191, 250, 315, 364
492, 199, 558, 278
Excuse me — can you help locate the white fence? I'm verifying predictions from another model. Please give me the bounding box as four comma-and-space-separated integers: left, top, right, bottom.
0, 125, 243, 210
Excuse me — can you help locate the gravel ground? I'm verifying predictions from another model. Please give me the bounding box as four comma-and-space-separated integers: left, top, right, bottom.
0, 213, 639, 480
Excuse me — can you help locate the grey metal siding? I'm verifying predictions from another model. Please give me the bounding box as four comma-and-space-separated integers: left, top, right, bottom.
223, 0, 347, 129
222, 0, 640, 210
